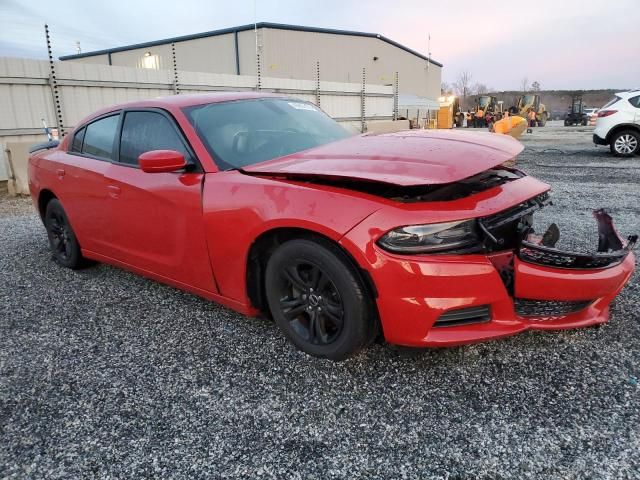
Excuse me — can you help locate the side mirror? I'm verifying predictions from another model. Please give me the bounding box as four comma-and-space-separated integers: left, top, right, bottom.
138, 150, 187, 173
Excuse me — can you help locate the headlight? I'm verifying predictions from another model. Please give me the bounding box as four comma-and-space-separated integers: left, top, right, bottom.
377, 220, 479, 253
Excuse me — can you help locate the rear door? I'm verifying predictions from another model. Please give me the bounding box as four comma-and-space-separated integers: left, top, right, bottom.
102, 108, 216, 293
629, 95, 640, 126
62, 113, 120, 253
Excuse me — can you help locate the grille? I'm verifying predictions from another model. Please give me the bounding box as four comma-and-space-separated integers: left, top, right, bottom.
514, 298, 593, 318
434, 305, 491, 327
519, 242, 627, 269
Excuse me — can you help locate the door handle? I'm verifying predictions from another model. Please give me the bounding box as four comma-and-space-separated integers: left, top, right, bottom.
107, 185, 121, 198
56, 169, 65, 179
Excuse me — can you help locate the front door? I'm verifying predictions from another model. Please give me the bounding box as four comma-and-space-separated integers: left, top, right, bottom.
103, 109, 216, 293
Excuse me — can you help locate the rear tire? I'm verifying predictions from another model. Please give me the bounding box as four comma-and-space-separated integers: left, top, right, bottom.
610, 130, 640, 157
44, 199, 85, 269
264, 238, 376, 360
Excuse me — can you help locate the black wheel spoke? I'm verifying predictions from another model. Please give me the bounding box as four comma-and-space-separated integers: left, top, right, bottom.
284, 265, 309, 291
315, 313, 330, 343
280, 296, 305, 310
283, 303, 307, 320
315, 270, 330, 293
323, 305, 343, 328
307, 309, 318, 343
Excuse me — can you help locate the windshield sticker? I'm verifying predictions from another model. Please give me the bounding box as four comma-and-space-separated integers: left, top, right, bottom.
288, 102, 318, 111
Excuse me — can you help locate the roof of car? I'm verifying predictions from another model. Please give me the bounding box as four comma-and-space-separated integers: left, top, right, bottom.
74, 92, 285, 127
119, 91, 282, 109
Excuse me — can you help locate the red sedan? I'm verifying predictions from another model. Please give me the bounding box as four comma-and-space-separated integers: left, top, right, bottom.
28, 93, 637, 360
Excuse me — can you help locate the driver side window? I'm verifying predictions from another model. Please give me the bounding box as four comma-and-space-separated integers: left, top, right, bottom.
119, 111, 192, 166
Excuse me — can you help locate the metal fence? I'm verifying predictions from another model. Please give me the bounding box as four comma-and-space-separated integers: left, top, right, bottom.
0, 56, 396, 181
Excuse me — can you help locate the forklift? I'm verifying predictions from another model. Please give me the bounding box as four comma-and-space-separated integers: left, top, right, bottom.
564, 95, 589, 126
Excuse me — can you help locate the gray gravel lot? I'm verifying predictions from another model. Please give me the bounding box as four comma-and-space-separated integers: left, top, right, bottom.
1, 124, 639, 479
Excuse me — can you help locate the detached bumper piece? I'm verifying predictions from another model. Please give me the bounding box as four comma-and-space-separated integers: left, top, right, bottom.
518, 209, 637, 270
514, 298, 593, 318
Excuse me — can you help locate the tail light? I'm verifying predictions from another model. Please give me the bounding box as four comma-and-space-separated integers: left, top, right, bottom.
597, 110, 617, 118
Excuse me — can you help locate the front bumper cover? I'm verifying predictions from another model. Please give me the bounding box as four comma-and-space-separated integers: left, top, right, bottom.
360, 209, 637, 347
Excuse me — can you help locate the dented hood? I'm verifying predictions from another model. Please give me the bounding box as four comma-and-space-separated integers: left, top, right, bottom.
242, 129, 524, 186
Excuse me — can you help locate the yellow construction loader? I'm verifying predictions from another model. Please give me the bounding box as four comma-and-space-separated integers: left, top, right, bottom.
509, 94, 548, 126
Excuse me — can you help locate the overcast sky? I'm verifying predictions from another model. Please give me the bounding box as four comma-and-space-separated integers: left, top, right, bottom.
1, 0, 637, 91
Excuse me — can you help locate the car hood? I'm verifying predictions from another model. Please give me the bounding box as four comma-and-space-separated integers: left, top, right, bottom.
242, 129, 524, 186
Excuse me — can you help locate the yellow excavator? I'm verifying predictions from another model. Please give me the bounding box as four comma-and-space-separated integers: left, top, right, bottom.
509, 94, 548, 126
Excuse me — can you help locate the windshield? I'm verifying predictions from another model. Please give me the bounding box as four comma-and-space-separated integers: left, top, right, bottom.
521, 95, 536, 106
478, 96, 491, 108
184, 98, 351, 169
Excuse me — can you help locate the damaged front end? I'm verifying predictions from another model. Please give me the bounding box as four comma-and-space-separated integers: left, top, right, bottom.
479, 197, 637, 291
480, 202, 637, 320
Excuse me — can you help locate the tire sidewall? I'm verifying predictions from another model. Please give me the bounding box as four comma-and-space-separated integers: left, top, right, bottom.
265, 239, 372, 360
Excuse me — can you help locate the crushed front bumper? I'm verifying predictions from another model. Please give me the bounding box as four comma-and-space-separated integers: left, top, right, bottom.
358, 210, 637, 347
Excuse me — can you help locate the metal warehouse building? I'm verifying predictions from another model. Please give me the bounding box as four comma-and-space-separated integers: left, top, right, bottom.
60, 22, 442, 100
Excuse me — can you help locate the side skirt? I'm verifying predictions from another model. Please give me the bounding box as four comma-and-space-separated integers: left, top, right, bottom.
82, 249, 259, 317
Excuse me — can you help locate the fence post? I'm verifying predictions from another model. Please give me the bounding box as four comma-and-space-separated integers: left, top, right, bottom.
256, 54, 262, 90
393, 71, 399, 121
45, 24, 65, 137
315, 61, 321, 107
361, 67, 366, 133
171, 43, 180, 95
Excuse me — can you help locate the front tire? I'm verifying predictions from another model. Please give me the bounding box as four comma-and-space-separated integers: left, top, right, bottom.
264, 239, 376, 360
610, 130, 640, 157
44, 199, 85, 269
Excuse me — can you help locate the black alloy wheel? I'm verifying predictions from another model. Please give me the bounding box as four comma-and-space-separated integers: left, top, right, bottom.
277, 260, 344, 345
265, 239, 376, 360
44, 199, 85, 269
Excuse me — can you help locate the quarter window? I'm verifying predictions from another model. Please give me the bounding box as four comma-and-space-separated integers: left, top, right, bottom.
70, 127, 85, 153
82, 115, 120, 160
628, 95, 640, 108
119, 111, 191, 166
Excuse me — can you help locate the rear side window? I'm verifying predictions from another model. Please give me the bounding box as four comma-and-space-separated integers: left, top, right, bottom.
70, 127, 85, 152
119, 111, 191, 166
601, 96, 621, 109
82, 115, 119, 160
629, 96, 640, 108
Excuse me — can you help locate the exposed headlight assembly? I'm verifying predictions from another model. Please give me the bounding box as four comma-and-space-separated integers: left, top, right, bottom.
377, 220, 479, 254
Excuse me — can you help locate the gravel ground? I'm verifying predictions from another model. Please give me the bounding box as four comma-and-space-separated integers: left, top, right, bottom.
1, 125, 639, 479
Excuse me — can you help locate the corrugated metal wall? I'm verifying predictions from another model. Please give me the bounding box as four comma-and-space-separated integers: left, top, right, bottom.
0, 56, 394, 181
61, 27, 442, 99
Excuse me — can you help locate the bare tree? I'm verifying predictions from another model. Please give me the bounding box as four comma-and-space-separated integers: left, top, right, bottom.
473, 82, 489, 95
531, 81, 541, 92
453, 70, 473, 100
441, 81, 452, 95
520, 77, 529, 93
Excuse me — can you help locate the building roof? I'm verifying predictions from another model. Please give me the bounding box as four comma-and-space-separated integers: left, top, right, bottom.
58, 21, 443, 67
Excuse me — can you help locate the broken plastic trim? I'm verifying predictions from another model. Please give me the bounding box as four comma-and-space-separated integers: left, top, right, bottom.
518, 209, 637, 270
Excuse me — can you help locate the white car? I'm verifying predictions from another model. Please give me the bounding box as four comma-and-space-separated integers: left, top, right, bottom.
593, 90, 640, 156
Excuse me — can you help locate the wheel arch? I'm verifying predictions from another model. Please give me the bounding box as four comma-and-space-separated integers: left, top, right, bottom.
37, 188, 58, 221
606, 123, 640, 142
245, 227, 378, 315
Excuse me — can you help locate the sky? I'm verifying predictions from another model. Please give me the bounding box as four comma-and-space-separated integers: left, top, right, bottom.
0, 0, 637, 91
